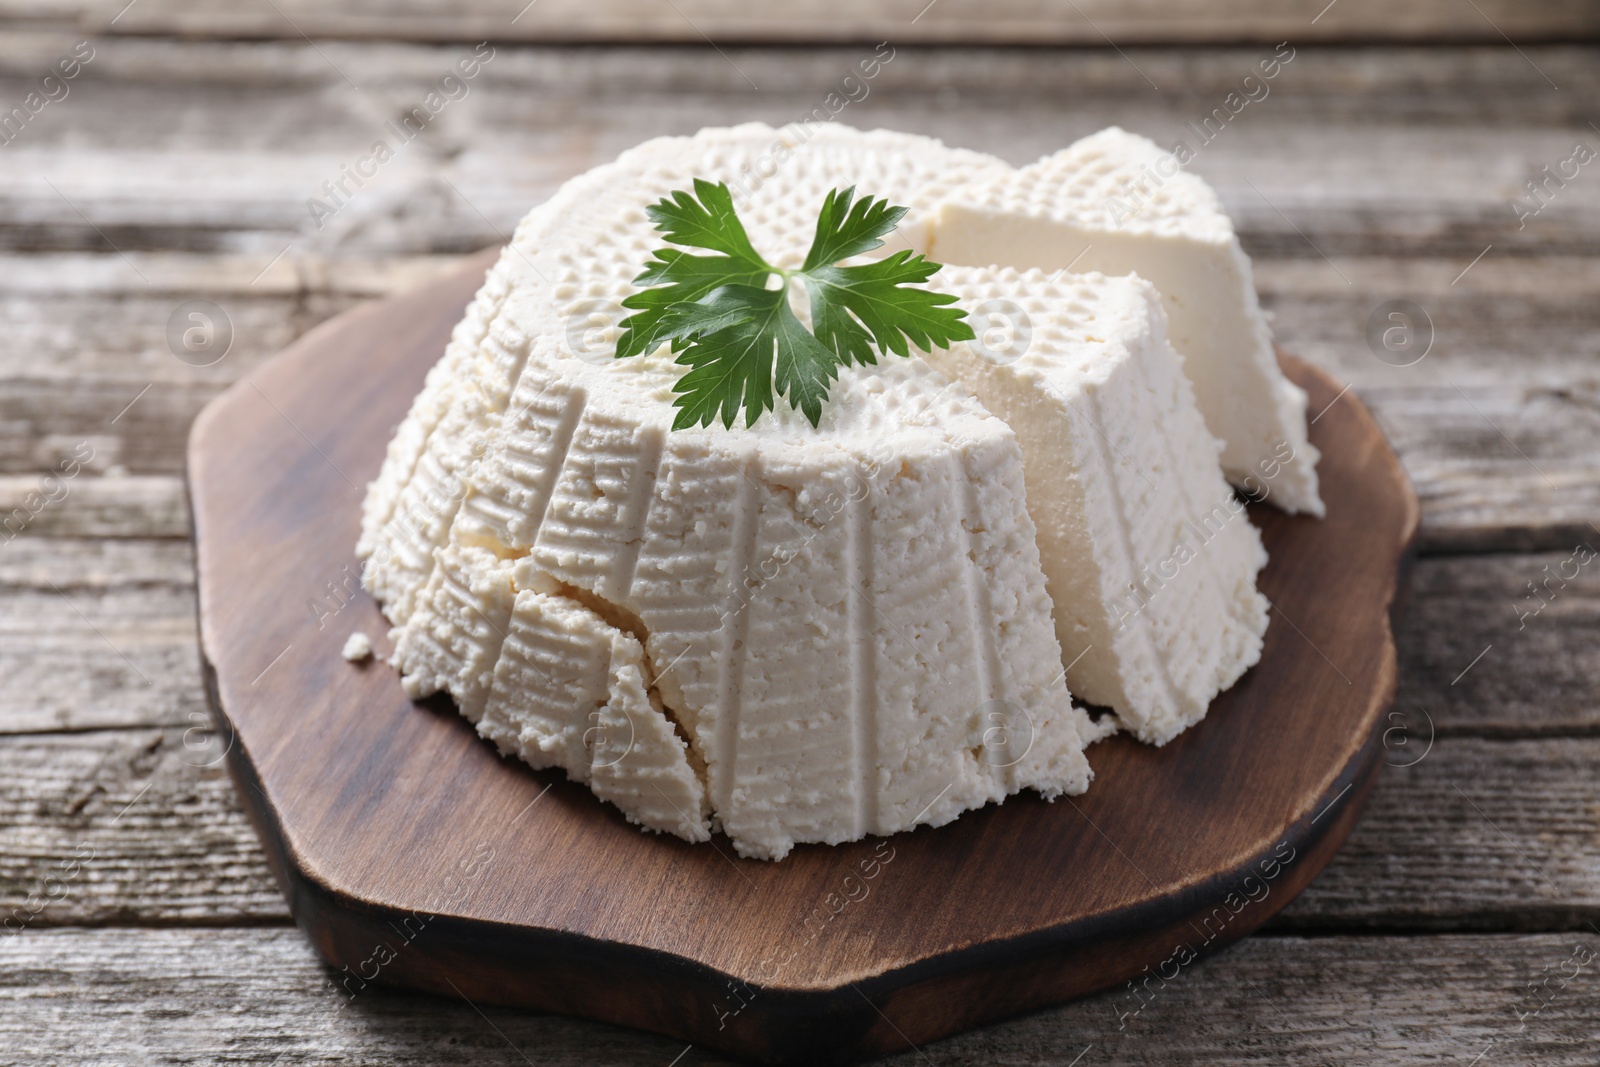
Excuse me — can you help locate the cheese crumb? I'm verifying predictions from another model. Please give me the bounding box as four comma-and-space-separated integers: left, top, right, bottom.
341, 632, 374, 662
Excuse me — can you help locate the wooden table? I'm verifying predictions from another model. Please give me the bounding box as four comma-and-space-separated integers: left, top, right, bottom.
3, 4, 1599, 1063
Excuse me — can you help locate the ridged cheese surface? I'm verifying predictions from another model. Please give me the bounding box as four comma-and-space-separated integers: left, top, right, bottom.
929, 126, 1323, 516
359, 124, 1096, 860
922, 267, 1270, 744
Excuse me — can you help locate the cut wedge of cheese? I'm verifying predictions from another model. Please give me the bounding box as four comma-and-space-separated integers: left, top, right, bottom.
923, 267, 1270, 744
361, 124, 1103, 860
391, 544, 515, 721
479, 574, 712, 841
929, 126, 1324, 516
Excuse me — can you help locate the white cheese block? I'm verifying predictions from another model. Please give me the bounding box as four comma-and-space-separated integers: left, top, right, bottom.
922, 266, 1270, 744
363, 124, 1098, 860
929, 126, 1324, 516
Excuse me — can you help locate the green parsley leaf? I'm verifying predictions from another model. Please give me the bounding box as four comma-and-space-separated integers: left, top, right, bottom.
615, 249, 768, 360
645, 177, 767, 268
801, 185, 908, 270
616, 179, 973, 430
662, 285, 781, 430
805, 253, 968, 364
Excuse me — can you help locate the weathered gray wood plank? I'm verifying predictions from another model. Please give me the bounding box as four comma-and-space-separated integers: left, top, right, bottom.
6, 420, 1594, 552
7, 0, 1597, 45
1280, 738, 1600, 929
0, 534, 192, 587
1, 725, 1597, 930
1370, 388, 1600, 555
20, 253, 1599, 390
0, 474, 186, 538
0, 28, 1590, 1066
0, 41, 1594, 255
1, 927, 1596, 1065
0, 540, 204, 733
0, 730, 288, 926
1260, 257, 1600, 398
0, 253, 465, 475
1259, 255, 1600, 550
0, 256, 448, 475
1393, 552, 1600, 737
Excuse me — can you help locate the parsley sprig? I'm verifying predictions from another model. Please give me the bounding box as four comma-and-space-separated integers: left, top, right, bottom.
615, 179, 973, 430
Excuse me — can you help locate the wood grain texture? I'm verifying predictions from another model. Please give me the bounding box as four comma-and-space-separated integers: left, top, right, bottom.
7, 728, 1600, 933
0, 253, 470, 479
0, 572, 204, 734
0, 729, 287, 926
9, 401, 1598, 551
183, 252, 1413, 1062
1394, 551, 1600, 736
4, 928, 1600, 1066
1281, 737, 1600, 930
1, 42, 1596, 255
7, 0, 1598, 45
0, 474, 187, 538
12, 538, 1591, 741
7, 253, 1600, 474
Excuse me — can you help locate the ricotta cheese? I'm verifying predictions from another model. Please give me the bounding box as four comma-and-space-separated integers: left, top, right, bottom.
922, 267, 1269, 744
358, 122, 1289, 856
928, 127, 1324, 515
360, 125, 1099, 859
340, 631, 374, 662
479, 573, 711, 842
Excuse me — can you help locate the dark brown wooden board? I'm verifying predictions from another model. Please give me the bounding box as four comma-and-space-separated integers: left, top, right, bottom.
187, 248, 1419, 1066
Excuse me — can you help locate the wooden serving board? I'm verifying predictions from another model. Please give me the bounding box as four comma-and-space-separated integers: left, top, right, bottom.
188, 248, 1419, 1066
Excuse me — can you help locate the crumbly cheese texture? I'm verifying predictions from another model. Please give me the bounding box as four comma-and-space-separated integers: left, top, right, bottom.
922, 267, 1269, 744
340, 632, 374, 662
481, 574, 712, 841
928, 126, 1324, 516
358, 124, 1099, 860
